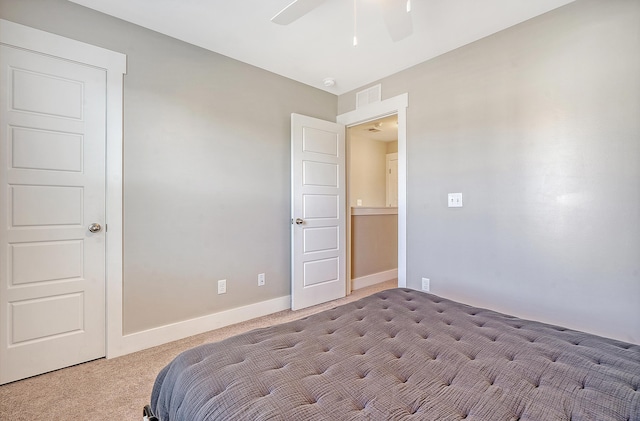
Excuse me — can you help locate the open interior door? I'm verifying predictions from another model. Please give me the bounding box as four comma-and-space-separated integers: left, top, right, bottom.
291, 114, 346, 310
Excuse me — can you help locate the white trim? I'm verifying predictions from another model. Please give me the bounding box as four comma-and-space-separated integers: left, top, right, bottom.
0, 20, 127, 360
104, 61, 125, 358
109, 295, 291, 357
338, 93, 408, 288
351, 207, 398, 216
0, 19, 126, 73
337, 94, 408, 127
352, 269, 398, 290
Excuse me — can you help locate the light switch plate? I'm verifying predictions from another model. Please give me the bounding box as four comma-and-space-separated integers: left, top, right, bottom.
448, 193, 463, 207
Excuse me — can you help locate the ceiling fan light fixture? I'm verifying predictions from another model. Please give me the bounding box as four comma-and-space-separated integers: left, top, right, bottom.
271, 0, 413, 45
353, 0, 358, 46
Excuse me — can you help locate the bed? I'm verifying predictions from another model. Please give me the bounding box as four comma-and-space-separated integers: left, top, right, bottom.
145, 288, 640, 420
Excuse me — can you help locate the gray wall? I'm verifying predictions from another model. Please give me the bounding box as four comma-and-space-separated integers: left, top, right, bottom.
0, 0, 337, 334
340, 0, 639, 344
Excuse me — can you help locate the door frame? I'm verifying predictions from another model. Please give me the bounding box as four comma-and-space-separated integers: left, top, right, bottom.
337, 93, 408, 289
0, 20, 127, 359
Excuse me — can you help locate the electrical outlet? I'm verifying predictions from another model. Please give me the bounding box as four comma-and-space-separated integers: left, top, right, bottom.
258, 273, 265, 286
217, 279, 227, 294
421, 277, 430, 292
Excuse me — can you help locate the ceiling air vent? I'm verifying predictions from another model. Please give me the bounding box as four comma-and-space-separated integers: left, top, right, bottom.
356, 84, 381, 109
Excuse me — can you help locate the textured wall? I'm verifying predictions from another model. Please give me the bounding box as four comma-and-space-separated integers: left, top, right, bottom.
339, 0, 640, 343
0, 0, 337, 334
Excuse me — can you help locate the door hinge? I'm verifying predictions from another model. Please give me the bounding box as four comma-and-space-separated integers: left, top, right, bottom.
105, 224, 108, 232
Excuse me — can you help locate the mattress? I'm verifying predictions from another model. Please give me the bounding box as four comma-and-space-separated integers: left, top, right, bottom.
150, 288, 640, 420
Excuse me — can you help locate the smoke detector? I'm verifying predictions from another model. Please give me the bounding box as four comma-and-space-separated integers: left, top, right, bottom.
323, 77, 336, 87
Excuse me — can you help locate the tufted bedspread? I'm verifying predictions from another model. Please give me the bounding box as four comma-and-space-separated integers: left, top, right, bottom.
150, 288, 640, 420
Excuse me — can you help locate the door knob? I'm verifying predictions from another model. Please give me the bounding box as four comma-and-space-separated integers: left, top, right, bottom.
88, 223, 102, 233
295, 218, 304, 225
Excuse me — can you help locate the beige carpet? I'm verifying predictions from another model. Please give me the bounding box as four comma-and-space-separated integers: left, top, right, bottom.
0, 280, 396, 420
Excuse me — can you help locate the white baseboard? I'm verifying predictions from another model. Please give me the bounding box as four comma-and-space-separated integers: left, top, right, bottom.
109, 295, 291, 358
352, 269, 398, 290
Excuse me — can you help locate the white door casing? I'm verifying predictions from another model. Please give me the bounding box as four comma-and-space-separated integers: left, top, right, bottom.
337, 93, 408, 288
386, 152, 398, 207
291, 114, 346, 310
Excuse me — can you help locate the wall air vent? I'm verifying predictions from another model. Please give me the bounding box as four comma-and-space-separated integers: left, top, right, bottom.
356, 84, 381, 109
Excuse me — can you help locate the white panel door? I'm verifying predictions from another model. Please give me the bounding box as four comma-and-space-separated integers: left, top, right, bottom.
0, 45, 106, 384
291, 114, 346, 310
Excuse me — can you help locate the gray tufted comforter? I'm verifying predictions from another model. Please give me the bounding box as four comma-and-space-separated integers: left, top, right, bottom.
150, 288, 640, 420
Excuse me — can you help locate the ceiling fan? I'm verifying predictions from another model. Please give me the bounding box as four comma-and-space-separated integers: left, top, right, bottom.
271, 0, 413, 43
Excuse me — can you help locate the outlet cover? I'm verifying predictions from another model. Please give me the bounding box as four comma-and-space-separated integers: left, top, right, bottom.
258, 273, 265, 286
217, 279, 227, 294
421, 277, 430, 292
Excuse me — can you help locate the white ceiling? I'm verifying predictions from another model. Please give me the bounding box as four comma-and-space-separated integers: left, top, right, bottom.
68, 0, 575, 95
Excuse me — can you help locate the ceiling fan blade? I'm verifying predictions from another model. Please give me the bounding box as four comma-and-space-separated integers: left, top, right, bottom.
271, 0, 329, 25
380, 0, 413, 42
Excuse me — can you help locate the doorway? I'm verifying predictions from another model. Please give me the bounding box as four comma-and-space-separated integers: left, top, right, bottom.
347, 115, 399, 291
337, 93, 409, 291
